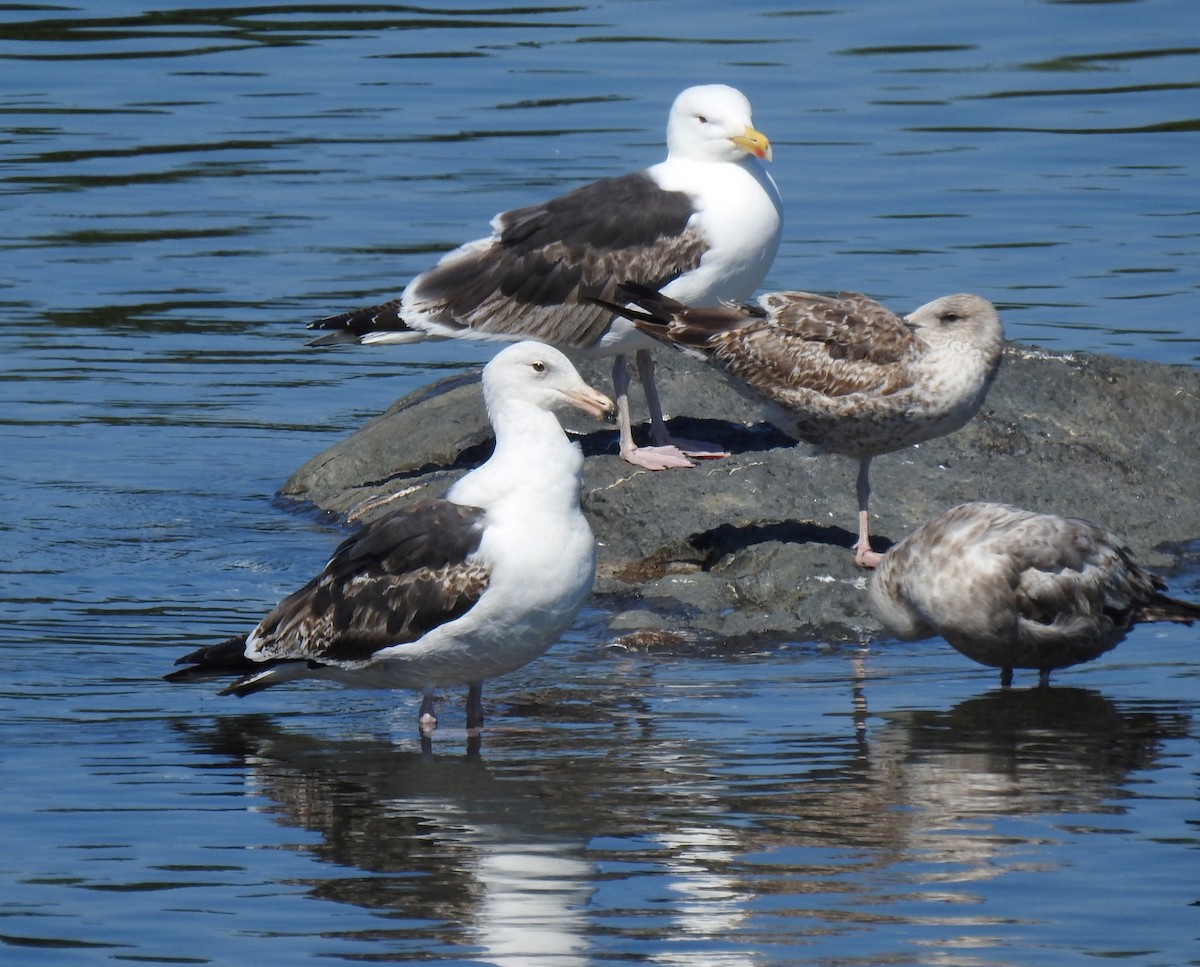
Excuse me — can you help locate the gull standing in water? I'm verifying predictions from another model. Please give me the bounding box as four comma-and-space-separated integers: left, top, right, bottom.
168, 342, 616, 734
869, 501, 1200, 685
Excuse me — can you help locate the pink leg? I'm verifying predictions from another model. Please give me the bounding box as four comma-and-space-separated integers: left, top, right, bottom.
612, 354, 694, 470
854, 459, 883, 569
418, 693, 438, 734
637, 350, 729, 460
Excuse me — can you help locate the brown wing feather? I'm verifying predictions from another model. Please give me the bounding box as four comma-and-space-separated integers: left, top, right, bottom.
270, 561, 491, 665
308, 173, 708, 347
247, 500, 491, 665
307, 299, 406, 343
747, 291, 917, 364
614, 283, 922, 400
406, 172, 708, 348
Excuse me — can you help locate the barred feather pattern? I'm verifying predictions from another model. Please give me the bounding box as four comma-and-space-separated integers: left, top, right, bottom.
617, 284, 1004, 459
870, 501, 1199, 678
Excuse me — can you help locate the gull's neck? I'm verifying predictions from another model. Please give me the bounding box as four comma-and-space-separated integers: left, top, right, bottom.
448, 399, 584, 511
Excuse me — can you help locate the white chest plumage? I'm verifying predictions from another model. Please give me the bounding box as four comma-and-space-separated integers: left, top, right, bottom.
364, 426, 595, 690
652, 156, 783, 305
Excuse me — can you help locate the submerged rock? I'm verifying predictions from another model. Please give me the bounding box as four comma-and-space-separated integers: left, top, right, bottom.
281, 345, 1200, 643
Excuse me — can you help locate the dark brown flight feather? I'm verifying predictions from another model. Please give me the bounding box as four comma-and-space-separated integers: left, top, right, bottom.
167, 499, 491, 688
308, 173, 706, 349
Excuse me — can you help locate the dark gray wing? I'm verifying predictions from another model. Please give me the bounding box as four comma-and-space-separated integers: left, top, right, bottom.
169, 500, 491, 680
311, 172, 709, 349
307, 299, 405, 345
250, 499, 491, 665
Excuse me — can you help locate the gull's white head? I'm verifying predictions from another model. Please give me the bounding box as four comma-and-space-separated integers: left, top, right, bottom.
483, 341, 616, 423
666, 84, 773, 164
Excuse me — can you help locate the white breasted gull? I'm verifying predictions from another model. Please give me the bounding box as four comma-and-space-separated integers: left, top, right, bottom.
869, 501, 1200, 686
605, 284, 1004, 567
306, 84, 783, 472
167, 342, 616, 734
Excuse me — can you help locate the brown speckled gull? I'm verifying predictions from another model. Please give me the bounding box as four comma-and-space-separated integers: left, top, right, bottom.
869, 501, 1200, 685
607, 284, 1004, 566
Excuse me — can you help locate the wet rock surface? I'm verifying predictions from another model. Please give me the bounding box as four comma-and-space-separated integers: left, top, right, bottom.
281, 345, 1200, 643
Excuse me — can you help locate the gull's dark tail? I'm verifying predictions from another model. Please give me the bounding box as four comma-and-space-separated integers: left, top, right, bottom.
165, 635, 309, 697
589, 281, 760, 351
305, 299, 409, 346
164, 634, 255, 683
1137, 582, 1200, 625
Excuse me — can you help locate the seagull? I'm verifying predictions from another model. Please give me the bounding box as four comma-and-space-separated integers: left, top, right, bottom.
869, 501, 1200, 685
306, 84, 783, 472
167, 342, 616, 734
604, 284, 1004, 567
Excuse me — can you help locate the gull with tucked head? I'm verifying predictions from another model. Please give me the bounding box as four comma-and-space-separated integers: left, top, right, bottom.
869, 501, 1200, 685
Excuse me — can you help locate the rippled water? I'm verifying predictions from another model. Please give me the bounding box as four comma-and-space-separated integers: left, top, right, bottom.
2, 1, 1198, 964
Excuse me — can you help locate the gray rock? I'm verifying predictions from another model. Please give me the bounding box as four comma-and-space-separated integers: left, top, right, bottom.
280, 345, 1200, 643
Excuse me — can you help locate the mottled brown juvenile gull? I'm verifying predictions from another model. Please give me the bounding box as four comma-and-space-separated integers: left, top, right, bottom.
167, 342, 616, 735
307, 84, 782, 472
607, 284, 1004, 567
869, 501, 1200, 685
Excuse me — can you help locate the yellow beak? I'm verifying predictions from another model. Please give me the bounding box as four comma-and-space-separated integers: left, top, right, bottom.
731, 125, 773, 162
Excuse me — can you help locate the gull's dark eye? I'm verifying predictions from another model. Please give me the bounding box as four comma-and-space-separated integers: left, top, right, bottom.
941, 313, 961, 324
531, 360, 546, 373
696, 114, 708, 124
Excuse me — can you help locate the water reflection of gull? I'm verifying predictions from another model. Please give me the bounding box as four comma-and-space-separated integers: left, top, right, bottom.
168, 675, 1190, 964
652, 824, 752, 965
177, 716, 593, 966
473, 847, 591, 965
865, 688, 1190, 878
709, 684, 1190, 923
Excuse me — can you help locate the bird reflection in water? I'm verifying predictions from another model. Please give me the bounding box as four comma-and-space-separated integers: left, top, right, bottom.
171, 684, 1188, 963
175, 715, 595, 965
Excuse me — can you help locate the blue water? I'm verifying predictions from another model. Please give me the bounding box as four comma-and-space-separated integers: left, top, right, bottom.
2, 1, 1198, 964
